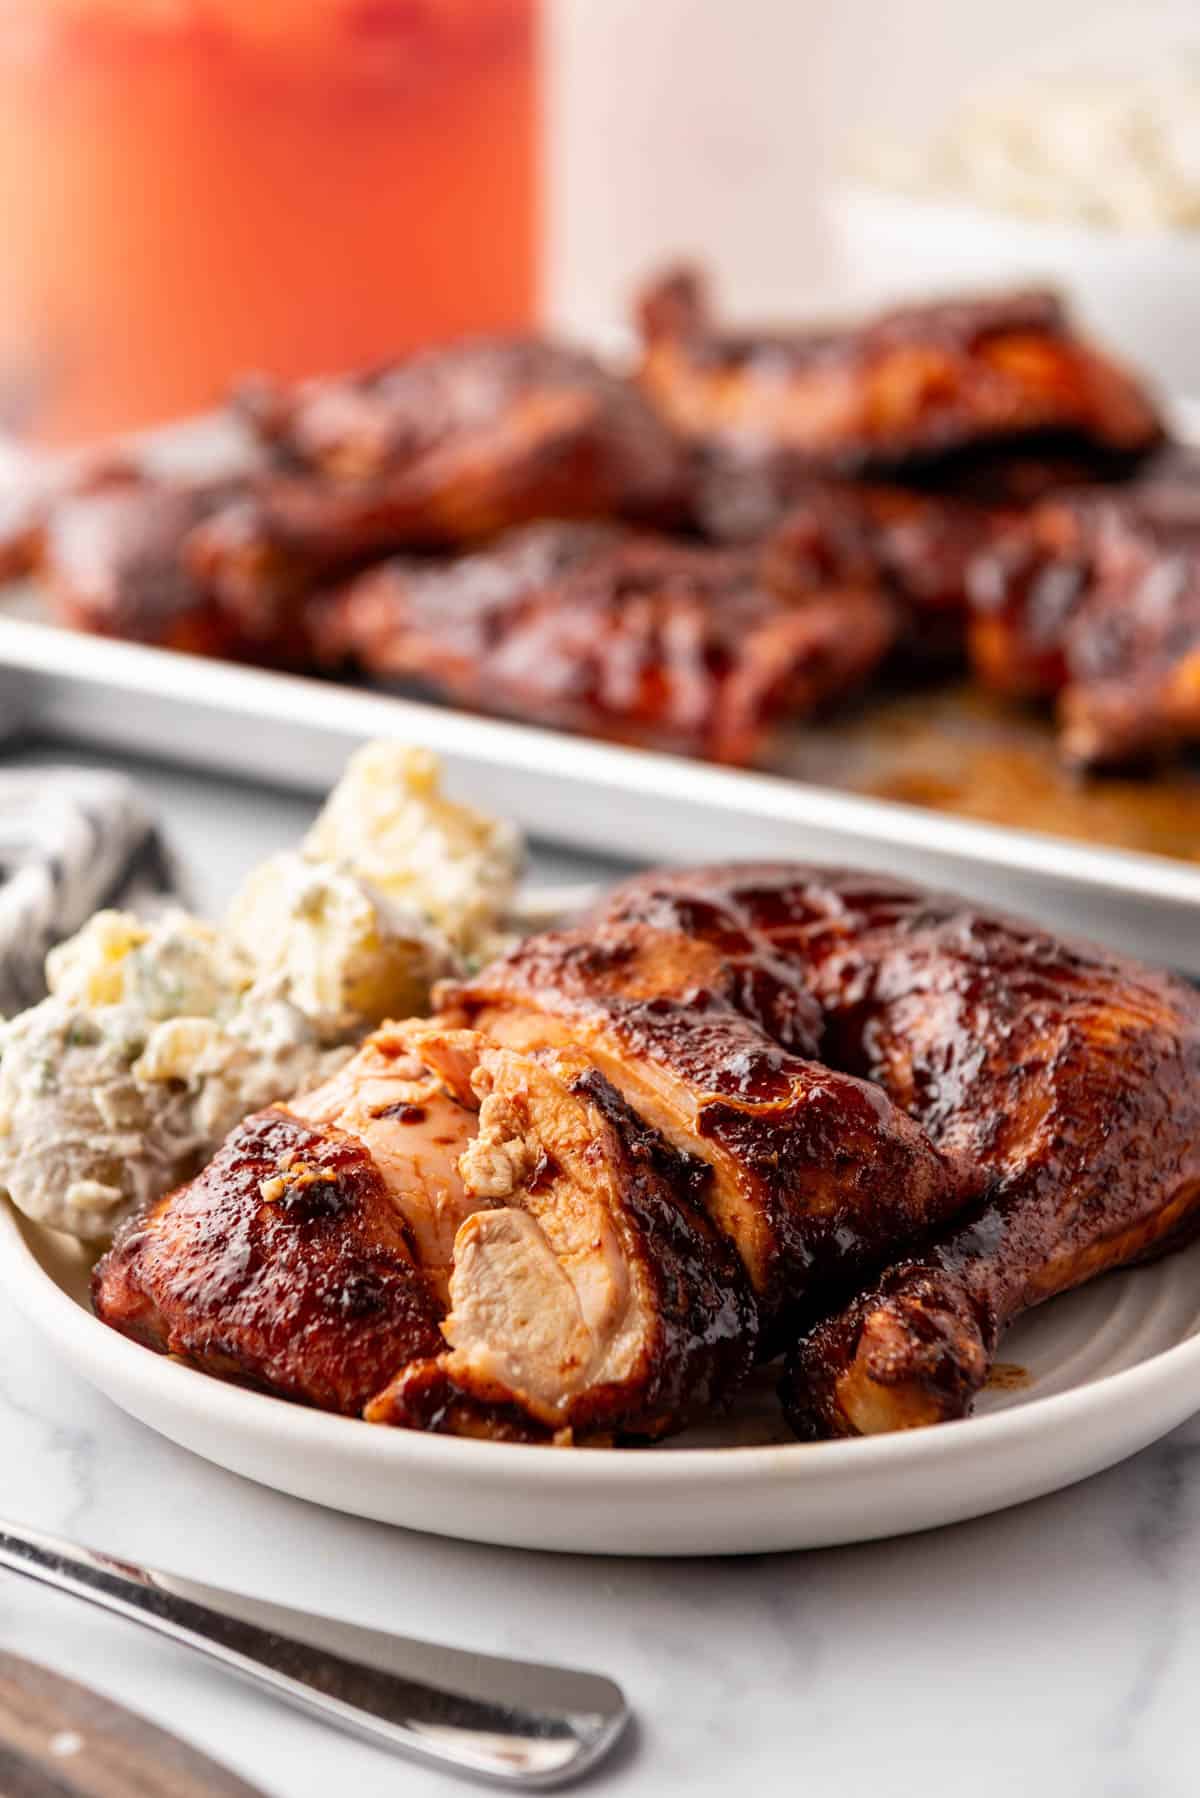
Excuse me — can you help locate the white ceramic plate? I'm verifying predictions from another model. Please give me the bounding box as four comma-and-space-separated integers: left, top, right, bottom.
5, 1200, 1200, 1557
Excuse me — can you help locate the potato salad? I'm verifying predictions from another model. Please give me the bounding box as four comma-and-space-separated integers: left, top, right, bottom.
0, 744, 521, 1241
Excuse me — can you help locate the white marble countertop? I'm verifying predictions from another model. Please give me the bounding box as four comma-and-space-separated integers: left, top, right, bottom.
1, 739, 1197, 1798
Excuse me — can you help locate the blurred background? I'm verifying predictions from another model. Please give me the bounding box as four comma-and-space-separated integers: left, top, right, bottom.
551, 0, 1200, 336
2, 0, 1199, 443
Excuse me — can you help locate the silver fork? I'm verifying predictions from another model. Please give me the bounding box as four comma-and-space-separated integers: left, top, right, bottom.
0, 1520, 628, 1789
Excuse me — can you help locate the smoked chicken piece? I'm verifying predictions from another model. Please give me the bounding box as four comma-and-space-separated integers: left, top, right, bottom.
369, 1044, 757, 1442
94, 856, 1200, 1444
190, 338, 690, 628
762, 478, 1001, 661
18, 445, 313, 664
37, 468, 254, 658
637, 267, 1164, 482
311, 522, 898, 764
0, 450, 147, 582
93, 1108, 447, 1414
308, 516, 615, 681
91, 1024, 483, 1410
236, 341, 685, 513
439, 921, 961, 1334
93, 1021, 758, 1441
593, 862, 1200, 1436
968, 449, 1200, 765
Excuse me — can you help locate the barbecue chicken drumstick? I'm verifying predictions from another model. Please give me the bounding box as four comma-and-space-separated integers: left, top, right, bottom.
594, 864, 1200, 1436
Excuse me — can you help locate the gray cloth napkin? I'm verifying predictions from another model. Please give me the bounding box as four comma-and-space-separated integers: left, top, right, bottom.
0, 768, 181, 1017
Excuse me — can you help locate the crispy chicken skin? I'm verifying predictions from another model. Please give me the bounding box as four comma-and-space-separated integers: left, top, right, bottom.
90, 1023, 486, 1411
968, 449, 1200, 765
93, 1108, 447, 1414
595, 863, 1200, 1436
312, 522, 897, 764
637, 267, 1164, 478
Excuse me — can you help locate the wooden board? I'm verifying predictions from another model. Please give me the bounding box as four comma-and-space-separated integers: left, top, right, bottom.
0, 1651, 266, 1798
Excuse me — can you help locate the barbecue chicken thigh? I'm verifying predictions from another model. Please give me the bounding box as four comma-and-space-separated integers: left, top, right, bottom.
637, 268, 1163, 480
236, 339, 686, 523
312, 521, 897, 763
38, 468, 272, 659
968, 448, 1200, 766
594, 864, 1200, 1438
187, 337, 689, 629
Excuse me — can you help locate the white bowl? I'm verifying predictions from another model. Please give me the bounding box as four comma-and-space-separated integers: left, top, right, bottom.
829, 181, 1200, 395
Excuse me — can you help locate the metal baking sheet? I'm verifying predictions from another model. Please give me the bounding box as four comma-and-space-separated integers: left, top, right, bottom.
1, 600, 1198, 970
0, 411, 1197, 970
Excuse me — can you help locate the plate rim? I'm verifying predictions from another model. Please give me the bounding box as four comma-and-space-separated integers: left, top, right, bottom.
5, 1197, 1200, 1492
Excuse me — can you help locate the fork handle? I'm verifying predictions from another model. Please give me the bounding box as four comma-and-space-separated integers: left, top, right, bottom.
0, 1520, 627, 1790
